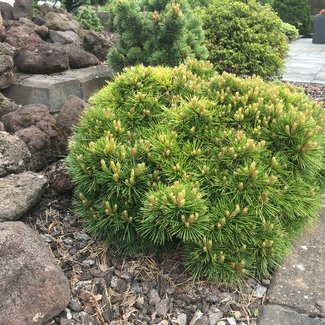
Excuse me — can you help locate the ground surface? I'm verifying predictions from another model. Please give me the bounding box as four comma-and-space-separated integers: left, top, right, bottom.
283, 38, 325, 84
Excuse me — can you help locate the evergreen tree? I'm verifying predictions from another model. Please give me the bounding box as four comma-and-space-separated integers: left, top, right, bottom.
273, 0, 311, 35
107, 0, 208, 72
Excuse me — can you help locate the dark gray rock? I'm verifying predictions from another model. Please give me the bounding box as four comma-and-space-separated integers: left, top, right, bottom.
83, 30, 115, 62
32, 15, 45, 26
15, 42, 69, 74
0, 131, 31, 176
13, 0, 33, 20
313, 14, 325, 44
64, 43, 99, 69
0, 171, 47, 221
0, 221, 70, 324
267, 210, 325, 316
49, 29, 80, 45
258, 305, 325, 325
0, 1, 13, 22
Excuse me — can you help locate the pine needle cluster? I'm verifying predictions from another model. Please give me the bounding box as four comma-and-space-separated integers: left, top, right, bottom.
67, 60, 325, 283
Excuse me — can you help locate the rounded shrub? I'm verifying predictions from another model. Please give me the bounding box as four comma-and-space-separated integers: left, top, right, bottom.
107, 0, 208, 72
203, 0, 289, 78
273, 0, 311, 36
67, 60, 325, 283
281, 22, 300, 41
76, 7, 104, 32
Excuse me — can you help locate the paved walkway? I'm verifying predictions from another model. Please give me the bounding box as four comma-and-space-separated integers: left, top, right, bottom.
283, 38, 325, 84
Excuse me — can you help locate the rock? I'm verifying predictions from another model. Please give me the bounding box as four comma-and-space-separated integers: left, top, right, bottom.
2, 103, 65, 170
254, 285, 267, 298
5, 19, 46, 50
0, 41, 15, 57
0, 54, 13, 89
56, 95, 87, 137
49, 29, 80, 45
258, 304, 325, 325
64, 43, 99, 69
46, 160, 74, 193
0, 1, 14, 22
32, 15, 46, 26
0, 11, 5, 41
227, 317, 236, 325
0, 92, 19, 118
45, 12, 81, 34
189, 310, 204, 325
148, 288, 161, 306
175, 313, 187, 325
68, 300, 83, 312
15, 42, 69, 74
208, 306, 223, 325
39, 3, 65, 16
110, 276, 128, 293
0, 171, 47, 221
13, 0, 33, 20
83, 30, 115, 61
156, 298, 169, 318
0, 121, 4, 130
0, 221, 70, 324
0, 131, 31, 176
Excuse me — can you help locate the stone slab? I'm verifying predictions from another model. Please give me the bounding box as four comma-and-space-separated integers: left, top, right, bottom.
258, 305, 325, 325
64, 64, 113, 100
266, 210, 325, 317
283, 38, 325, 84
1, 64, 114, 112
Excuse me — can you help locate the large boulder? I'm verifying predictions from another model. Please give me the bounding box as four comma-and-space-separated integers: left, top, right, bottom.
0, 221, 70, 324
56, 95, 87, 137
83, 30, 115, 62
0, 1, 14, 22
45, 12, 81, 34
49, 29, 80, 45
12, 0, 33, 20
0, 171, 47, 221
5, 18, 48, 50
0, 131, 31, 177
64, 43, 99, 68
39, 3, 65, 16
1, 103, 66, 170
15, 42, 69, 74
0, 54, 14, 89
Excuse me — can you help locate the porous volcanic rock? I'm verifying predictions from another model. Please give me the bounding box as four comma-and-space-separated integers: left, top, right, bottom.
0, 1, 14, 22
56, 95, 87, 137
0, 41, 15, 56
45, 12, 81, 34
0, 171, 47, 221
49, 29, 80, 45
0, 131, 31, 177
0, 221, 70, 324
0, 11, 5, 41
15, 42, 69, 73
12, 0, 33, 20
83, 30, 115, 62
1, 103, 66, 170
0, 54, 13, 88
64, 43, 99, 68
0, 92, 19, 117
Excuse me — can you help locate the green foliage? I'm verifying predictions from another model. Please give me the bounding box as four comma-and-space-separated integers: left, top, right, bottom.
281, 22, 300, 41
203, 0, 289, 78
76, 7, 104, 31
107, 0, 208, 72
273, 0, 311, 35
67, 60, 325, 283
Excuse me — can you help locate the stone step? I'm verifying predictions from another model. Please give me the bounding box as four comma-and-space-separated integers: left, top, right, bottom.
1, 64, 114, 112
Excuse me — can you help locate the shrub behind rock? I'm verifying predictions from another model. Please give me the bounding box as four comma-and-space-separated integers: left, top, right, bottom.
67, 60, 325, 283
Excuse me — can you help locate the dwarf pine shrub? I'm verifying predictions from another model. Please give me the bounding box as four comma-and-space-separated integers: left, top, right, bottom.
203, 0, 288, 78
107, 0, 208, 72
67, 60, 325, 283
76, 7, 104, 32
